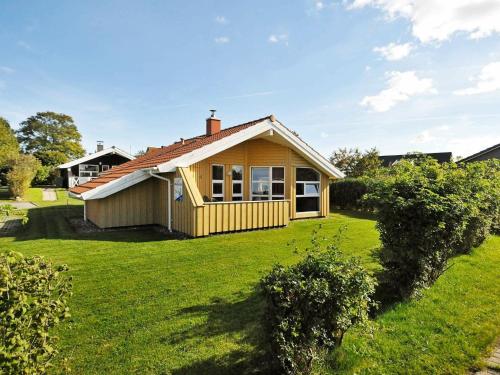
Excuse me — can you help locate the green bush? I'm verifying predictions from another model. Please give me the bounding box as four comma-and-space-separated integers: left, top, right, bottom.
261, 230, 375, 374
366, 158, 500, 299
6, 154, 40, 199
329, 178, 372, 210
0, 251, 72, 374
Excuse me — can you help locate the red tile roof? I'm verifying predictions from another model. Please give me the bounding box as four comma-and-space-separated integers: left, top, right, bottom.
70, 115, 272, 195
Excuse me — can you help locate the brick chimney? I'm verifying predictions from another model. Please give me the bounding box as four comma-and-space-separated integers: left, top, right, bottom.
206, 110, 221, 136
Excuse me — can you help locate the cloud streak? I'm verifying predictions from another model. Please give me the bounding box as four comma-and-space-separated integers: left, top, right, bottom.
373, 42, 413, 61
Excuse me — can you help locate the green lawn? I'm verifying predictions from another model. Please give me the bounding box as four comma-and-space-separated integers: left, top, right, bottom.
0, 198, 498, 374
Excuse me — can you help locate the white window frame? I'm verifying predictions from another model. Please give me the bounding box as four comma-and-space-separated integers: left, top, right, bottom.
231, 165, 243, 201
79, 164, 99, 178
211, 164, 225, 201
295, 167, 321, 213
250, 166, 285, 201
101, 164, 110, 172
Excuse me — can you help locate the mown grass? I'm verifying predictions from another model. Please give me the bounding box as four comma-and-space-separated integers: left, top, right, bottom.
0, 200, 498, 374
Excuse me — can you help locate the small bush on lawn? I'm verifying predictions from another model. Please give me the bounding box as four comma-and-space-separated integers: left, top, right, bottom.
261, 229, 375, 375
6, 154, 40, 200
366, 158, 500, 299
0, 251, 72, 374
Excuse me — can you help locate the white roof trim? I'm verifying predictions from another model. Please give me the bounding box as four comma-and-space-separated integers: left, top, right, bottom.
157, 118, 344, 178
58, 147, 135, 169
80, 169, 151, 200
78, 117, 343, 200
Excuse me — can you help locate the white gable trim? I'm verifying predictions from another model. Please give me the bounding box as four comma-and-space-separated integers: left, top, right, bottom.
157, 118, 344, 178
78, 117, 343, 200
58, 147, 135, 169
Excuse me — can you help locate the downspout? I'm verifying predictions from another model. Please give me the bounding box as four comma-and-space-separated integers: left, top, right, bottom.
148, 170, 172, 232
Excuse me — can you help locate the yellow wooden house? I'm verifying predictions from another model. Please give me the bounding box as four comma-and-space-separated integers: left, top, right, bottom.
70, 114, 344, 237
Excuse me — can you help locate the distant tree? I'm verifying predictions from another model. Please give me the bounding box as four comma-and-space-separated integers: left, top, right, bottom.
134, 149, 146, 157
16, 112, 85, 167
330, 147, 382, 177
0, 117, 19, 168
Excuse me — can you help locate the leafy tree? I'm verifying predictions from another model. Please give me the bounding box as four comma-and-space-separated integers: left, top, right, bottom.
6, 154, 40, 199
330, 147, 381, 177
261, 228, 375, 374
0, 117, 19, 168
0, 251, 72, 374
16, 112, 85, 167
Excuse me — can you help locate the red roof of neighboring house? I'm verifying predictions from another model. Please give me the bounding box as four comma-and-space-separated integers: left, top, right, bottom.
70, 116, 272, 195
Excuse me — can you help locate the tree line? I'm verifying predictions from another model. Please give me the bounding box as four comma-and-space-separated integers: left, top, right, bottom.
0, 112, 85, 199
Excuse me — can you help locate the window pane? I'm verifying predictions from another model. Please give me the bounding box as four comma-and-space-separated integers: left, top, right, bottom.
232, 196, 242, 201
296, 167, 319, 181
252, 182, 269, 195
272, 167, 284, 181
252, 167, 269, 181
305, 183, 319, 195
212, 165, 224, 180
213, 183, 223, 194
272, 182, 284, 195
233, 183, 242, 194
252, 196, 269, 201
272, 196, 284, 200
213, 196, 224, 202
296, 183, 304, 196
232, 165, 243, 181
296, 197, 319, 212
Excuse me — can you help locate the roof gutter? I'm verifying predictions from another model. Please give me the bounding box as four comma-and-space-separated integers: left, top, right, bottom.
147, 170, 172, 232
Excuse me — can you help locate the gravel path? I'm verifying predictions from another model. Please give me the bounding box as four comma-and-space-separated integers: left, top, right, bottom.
42, 188, 57, 201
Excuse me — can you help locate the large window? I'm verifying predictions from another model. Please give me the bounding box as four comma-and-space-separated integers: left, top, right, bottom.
251, 167, 285, 201
296, 167, 320, 212
212, 164, 224, 201
232, 165, 243, 201
79, 164, 99, 177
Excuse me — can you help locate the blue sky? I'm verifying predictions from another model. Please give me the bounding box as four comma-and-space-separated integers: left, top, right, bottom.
1, 0, 500, 159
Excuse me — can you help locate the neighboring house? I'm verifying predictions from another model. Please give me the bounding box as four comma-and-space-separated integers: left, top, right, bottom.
379, 152, 452, 167
69, 114, 344, 237
458, 143, 500, 163
57, 143, 135, 188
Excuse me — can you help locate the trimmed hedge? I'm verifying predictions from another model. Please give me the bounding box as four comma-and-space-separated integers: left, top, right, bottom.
329, 178, 372, 210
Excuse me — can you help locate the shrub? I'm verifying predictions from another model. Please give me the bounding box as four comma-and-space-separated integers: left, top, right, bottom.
6, 154, 40, 199
329, 177, 371, 210
261, 230, 375, 374
0, 251, 72, 374
366, 158, 500, 299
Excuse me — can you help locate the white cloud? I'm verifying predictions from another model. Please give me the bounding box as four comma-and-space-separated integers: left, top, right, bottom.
0, 66, 15, 74
315, 1, 325, 10
214, 36, 230, 44
453, 61, 500, 95
268, 34, 288, 45
320, 131, 329, 138
215, 15, 227, 24
361, 71, 436, 112
373, 42, 413, 60
349, 0, 500, 43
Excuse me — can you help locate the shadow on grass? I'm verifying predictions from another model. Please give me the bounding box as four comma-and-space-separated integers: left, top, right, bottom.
169, 292, 273, 375
13, 205, 174, 243
330, 208, 377, 221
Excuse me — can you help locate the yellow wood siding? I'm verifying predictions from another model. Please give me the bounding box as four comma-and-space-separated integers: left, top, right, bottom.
190, 138, 330, 219
86, 178, 158, 228
85, 138, 333, 236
